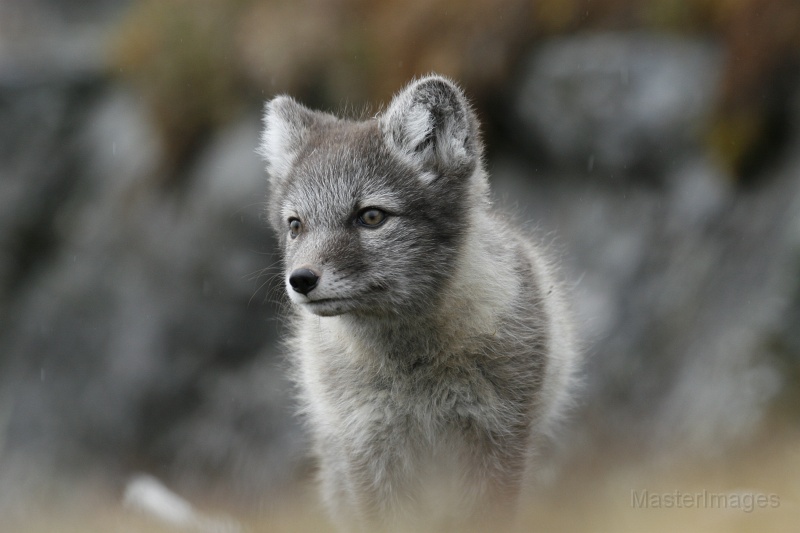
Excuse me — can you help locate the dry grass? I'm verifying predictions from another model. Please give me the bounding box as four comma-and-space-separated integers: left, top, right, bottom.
518, 434, 800, 533
9, 426, 798, 533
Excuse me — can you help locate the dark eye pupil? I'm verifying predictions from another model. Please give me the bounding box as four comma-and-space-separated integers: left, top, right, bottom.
289, 219, 302, 237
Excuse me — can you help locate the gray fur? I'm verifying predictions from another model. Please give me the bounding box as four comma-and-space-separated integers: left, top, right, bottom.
259, 75, 579, 532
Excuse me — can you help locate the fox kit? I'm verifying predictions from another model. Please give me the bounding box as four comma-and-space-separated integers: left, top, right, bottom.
258, 75, 578, 532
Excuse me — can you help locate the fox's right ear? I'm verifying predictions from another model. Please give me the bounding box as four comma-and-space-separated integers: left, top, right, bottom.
257, 96, 316, 186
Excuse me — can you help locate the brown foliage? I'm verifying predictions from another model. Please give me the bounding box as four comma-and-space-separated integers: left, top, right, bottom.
112, 0, 800, 177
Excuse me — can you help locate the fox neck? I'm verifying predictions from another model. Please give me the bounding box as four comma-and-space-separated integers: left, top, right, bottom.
337, 196, 513, 363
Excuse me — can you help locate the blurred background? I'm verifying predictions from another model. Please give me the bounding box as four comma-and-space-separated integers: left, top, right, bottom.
1, 0, 799, 531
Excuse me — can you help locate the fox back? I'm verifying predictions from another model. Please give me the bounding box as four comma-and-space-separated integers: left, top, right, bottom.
259, 75, 578, 532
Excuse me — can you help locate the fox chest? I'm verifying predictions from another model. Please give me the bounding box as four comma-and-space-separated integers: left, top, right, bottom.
300, 344, 524, 462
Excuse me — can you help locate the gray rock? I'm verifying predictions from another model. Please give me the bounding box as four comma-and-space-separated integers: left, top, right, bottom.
0, 84, 293, 493
0, 0, 127, 82
516, 33, 722, 176
489, 138, 800, 460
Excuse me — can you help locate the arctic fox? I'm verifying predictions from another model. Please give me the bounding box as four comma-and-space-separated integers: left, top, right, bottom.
258, 75, 578, 532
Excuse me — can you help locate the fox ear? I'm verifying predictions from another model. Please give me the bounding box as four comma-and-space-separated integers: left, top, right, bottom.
258, 96, 318, 186
381, 75, 479, 180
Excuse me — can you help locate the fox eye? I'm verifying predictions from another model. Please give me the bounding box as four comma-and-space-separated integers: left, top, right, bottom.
357, 208, 387, 227
288, 217, 302, 238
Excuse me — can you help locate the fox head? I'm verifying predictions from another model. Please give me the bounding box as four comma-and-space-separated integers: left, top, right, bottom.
258, 75, 487, 317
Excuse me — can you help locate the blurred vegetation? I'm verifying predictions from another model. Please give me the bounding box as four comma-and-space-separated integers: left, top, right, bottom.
114, 0, 244, 174
112, 0, 800, 179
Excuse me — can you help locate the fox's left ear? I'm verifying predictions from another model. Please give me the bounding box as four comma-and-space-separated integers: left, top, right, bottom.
381, 75, 481, 181
258, 96, 320, 187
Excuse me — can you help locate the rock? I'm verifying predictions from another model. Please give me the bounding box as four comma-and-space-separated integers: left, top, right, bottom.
515, 33, 722, 176
489, 136, 800, 460
0, 83, 295, 494
0, 0, 126, 82
123, 473, 243, 533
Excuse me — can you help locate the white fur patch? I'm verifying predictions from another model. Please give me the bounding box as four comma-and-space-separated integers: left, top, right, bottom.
403, 104, 433, 153
418, 171, 438, 184
258, 99, 295, 180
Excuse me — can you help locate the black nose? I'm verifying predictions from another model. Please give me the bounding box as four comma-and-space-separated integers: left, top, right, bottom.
289, 268, 320, 295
